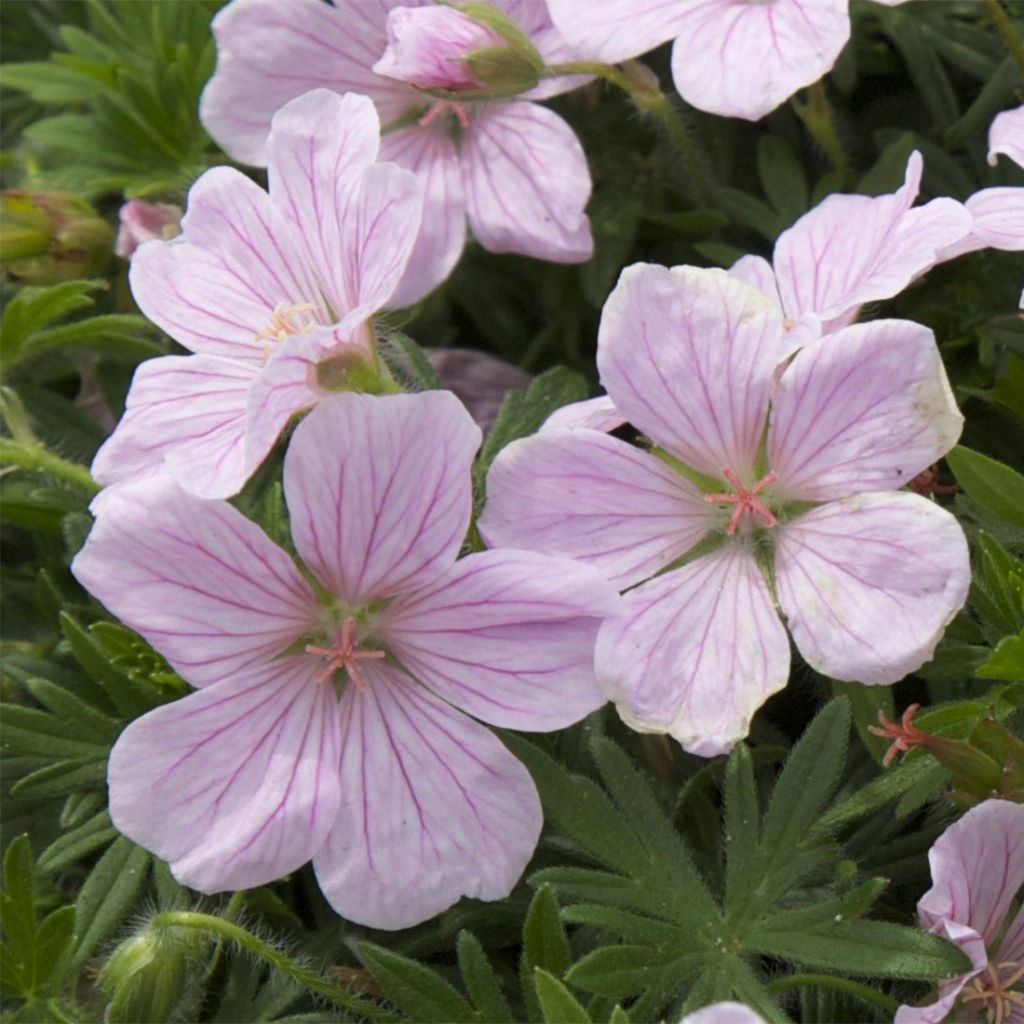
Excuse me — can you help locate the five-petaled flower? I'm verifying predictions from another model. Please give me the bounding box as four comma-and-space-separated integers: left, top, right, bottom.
480, 265, 970, 755
92, 89, 422, 500
73, 392, 617, 929
895, 799, 1024, 1024
200, 0, 594, 306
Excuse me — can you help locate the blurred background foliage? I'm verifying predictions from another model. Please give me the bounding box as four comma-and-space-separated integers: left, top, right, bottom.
1, 1, 1023, 1021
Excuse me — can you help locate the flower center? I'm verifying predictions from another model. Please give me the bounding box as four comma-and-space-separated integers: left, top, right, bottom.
254, 301, 316, 359
868, 703, 927, 767
418, 100, 471, 129
305, 617, 385, 690
704, 468, 778, 537
962, 961, 1024, 1024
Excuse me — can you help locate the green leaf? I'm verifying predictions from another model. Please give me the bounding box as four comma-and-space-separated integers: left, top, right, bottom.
978, 629, 1024, 681
456, 931, 514, 1023
534, 969, 591, 1024
757, 136, 808, 224
10, 758, 107, 799
358, 943, 476, 1024
880, 8, 959, 129
747, 919, 971, 980
522, 884, 572, 1022
71, 837, 151, 969
379, 328, 445, 391
715, 187, 784, 241
474, 367, 588, 497
565, 947, 706, 1001
723, 743, 760, 915
0, 281, 101, 367
37, 811, 117, 875
947, 447, 1024, 529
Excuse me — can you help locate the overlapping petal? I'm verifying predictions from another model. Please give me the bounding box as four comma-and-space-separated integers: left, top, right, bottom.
768, 320, 963, 502
774, 493, 969, 685
313, 661, 541, 929
989, 104, 1024, 168
479, 428, 714, 589
379, 548, 617, 730
772, 153, 971, 327
283, 391, 481, 604
546, 0, 686, 65
462, 103, 593, 263
598, 265, 791, 480
596, 545, 790, 757
90, 355, 255, 499
108, 657, 341, 892
669, 0, 851, 122
200, 0, 412, 166
964, 187, 1024, 252
542, 395, 626, 433
71, 477, 317, 687
381, 122, 466, 306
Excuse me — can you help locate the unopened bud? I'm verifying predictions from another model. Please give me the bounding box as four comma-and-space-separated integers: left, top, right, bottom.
115, 200, 181, 259
1, 190, 113, 284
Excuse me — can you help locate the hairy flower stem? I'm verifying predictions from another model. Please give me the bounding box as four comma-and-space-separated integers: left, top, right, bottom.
547, 60, 714, 204
0, 438, 99, 494
985, 0, 1024, 74
792, 82, 853, 189
149, 911, 396, 1022
767, 973, 901, 1014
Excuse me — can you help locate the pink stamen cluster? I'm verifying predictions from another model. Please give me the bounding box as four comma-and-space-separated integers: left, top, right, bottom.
305, 617, 385, 690
418, 100, 470, 129
869, 703, 927, 767
704, 468, 778, 536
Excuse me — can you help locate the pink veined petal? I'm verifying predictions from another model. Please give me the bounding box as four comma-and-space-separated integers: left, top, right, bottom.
596, 544, 790, 757
283, 391, 481, 604
313, 661, 541, 929
462, 102, 593, 263
108, 656, 341, 892
729, 254, 782, 310
71, 476, 318, 688
90, 355, 256, 500
425, 347, 531, 429
129, 239, 275, 364
772, 152, 972, 326
479, 428, 715, 590
964, 187, 1024, 252
988, 104, 1024, 168
542, 395, 627, 433
200, 0, 414, 166
378, 548, 618, 730
680, 1004, 767, 1024
768, 319, 964, 502
174, 166, 327, 326
546, 0, 687, 64
380, 121, 467, 306
669, 0, 850, 121
597, 264, 792, 481
774, 493, 970, 685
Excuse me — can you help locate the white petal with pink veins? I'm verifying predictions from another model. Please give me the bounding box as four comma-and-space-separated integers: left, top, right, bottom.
108, 657, 341, 892
381, 121, 467, 306
314, 661, 541, 929
283, 391, 481, 605
768, 319, 963, 503
200, 0, 414, 166
542, 395, 626, 433
380, 548, 617, 730
598, 265, 791, 481
479, 428, 714, 590
546, 0, 687, 65
775, 493, 969, 685
596, 544, 790, 757
988, 104, 1024, 168
964, 187, 1024, 252
462, 102, 593, 263
91, 355, 256, 499
772, 152, 971, 327
72, 476, 317, 688
669, 0, 850, 121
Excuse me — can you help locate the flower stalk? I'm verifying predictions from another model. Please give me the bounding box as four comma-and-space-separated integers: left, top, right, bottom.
791, 82, 853, 189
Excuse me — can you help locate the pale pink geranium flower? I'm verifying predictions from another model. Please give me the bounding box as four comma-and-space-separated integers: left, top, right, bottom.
481, 265, 969, 755
73, 392, 617, 929
896, 799, 1024, 1024
114, 199, 181, 258
200, 0, 593, 306
548, 0, 912, 122
92, 89, 422, 500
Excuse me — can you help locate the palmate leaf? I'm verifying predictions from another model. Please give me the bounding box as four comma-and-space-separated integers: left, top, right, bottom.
505, 700, 971, 1020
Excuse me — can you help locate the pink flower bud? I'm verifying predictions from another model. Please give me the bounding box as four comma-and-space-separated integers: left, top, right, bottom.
373, 5, 502, 92
115, 199, 181, 258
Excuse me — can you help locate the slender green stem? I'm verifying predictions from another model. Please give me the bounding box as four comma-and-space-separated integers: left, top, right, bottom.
201, 891, 247, 986
792, 82, 853, 188
546, 60, 713, 204
767, 973, 901, 1014
149, 911, 395, 1022
985, 0, 1024, 74
0, 438, 99, 494
42, 1000, 78, 1024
